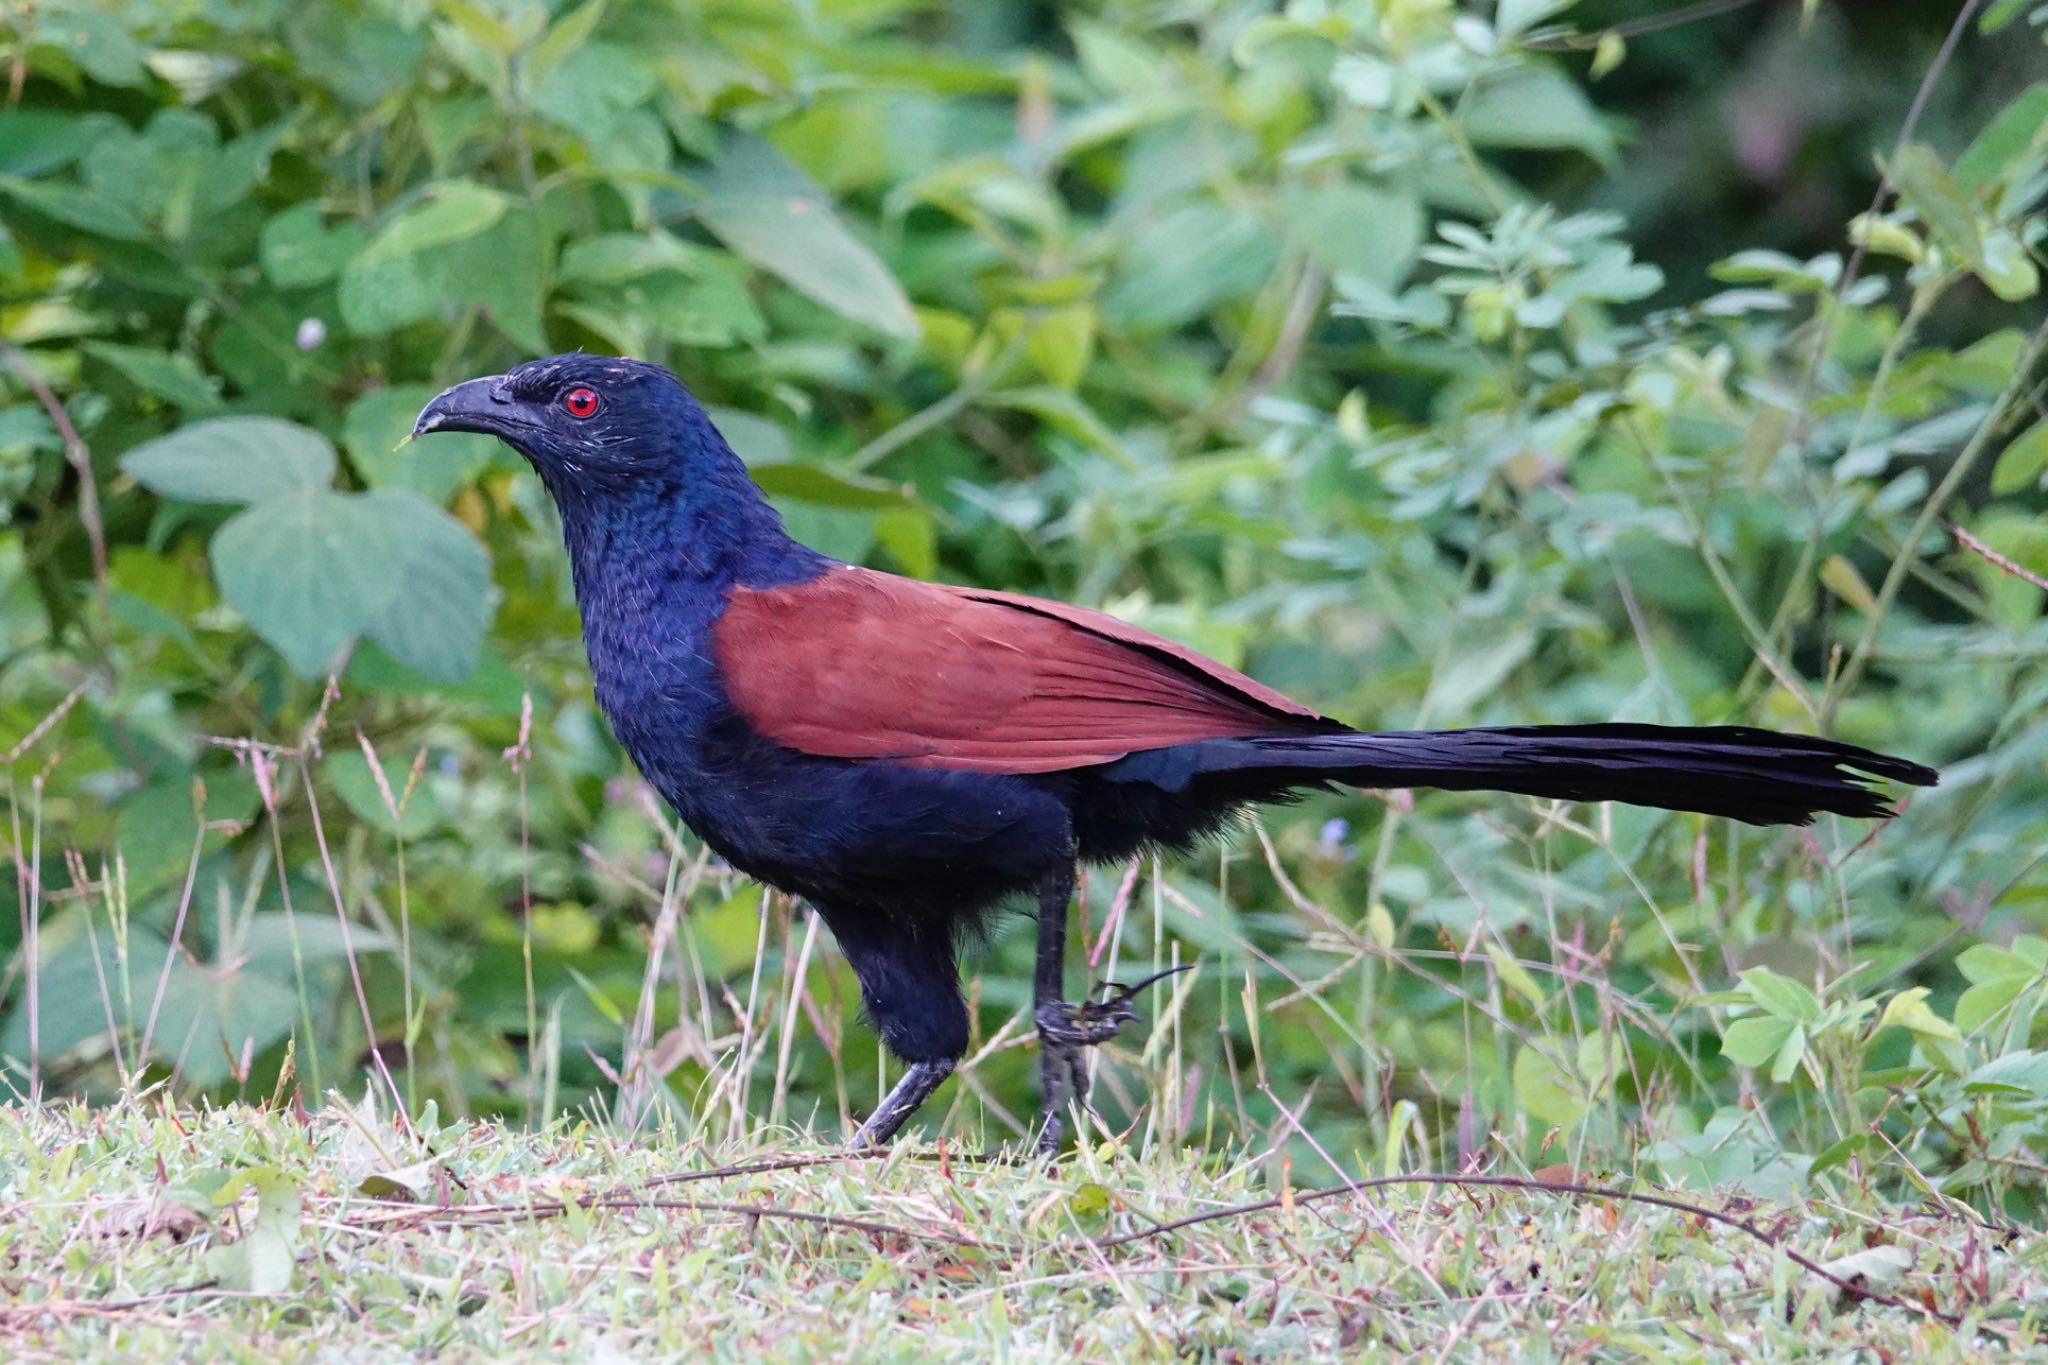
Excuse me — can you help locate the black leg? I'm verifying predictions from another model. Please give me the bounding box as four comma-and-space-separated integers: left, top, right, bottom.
849, 1059, 956, 1149
820, 904, 969, 1149
1031, 858, 1145, 1155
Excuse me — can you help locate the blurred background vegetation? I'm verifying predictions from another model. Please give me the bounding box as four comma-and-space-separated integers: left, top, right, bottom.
3, 0, 2046, 1214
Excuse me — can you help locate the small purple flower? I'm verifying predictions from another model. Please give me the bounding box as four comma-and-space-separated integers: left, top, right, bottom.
1317, 817, 1350, 858
295, 316, 327, 351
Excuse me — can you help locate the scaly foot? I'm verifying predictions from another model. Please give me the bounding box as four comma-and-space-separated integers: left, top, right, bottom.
1033, 966, 1193, 1155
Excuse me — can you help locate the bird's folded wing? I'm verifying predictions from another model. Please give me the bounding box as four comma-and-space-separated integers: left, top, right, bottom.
713, 565, 1337, 773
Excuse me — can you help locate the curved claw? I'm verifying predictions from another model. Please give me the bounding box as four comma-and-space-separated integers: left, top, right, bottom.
1091, 963, 1195, 1009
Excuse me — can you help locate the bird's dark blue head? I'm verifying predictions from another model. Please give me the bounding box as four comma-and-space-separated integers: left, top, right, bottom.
413, 353, 824, 587
414, 354, 721, 500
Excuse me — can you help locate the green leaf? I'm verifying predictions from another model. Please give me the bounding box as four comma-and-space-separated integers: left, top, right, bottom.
1103, 202, 1280, 329
1512, 1044, 1586, 1128
1769, 1023, 1808, 1083
1462, 65, 1615, 165
121, 417, 337, 504
1976, 227, 2039, 303
343, 386, 500, 500
693, 136, 919, 339
0, 110, 121, 177
260, 204, 368, 288
359, 491, 492, 682
1963, 1050, 2048, 1097
211, 488, 407, 675
36, 6, 150, 87
0, 174, 147, 239
1981, 0, 2033, 36
1282, 184, 1424, 289
1068, 1181, 1112, 1217
205, 1170, 301, 1295
1891, 143, 1983, 266
327, 747, 444, 838
1992, 421, 2048, 496
1955, 978, 2029, 1036
1879, 987, 1961, 1043
1720, 1015, 1795, 1069
747, 463, 915, 509
360, 180, 509, 263
1738, 967, 1821, 1024
1958, 941, 2045, 984
83, 342, 224, 415
1496, 0, 1576, 37
1955, 84, 2048, 197
523, 0, 607, 93
1486, 942, 1548, 1011
873, 506, 937, 578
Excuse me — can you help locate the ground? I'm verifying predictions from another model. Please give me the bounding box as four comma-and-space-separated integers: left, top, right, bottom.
0, 1101, 2035, 1362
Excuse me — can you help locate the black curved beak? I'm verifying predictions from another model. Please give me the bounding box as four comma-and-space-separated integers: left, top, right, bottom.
413, 375, 516, 439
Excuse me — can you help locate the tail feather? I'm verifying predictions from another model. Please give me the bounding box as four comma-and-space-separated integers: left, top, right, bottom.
1107, 723, 1938, 826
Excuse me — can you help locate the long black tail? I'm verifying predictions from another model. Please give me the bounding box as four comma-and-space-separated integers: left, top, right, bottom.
1124, 724, 1938, 826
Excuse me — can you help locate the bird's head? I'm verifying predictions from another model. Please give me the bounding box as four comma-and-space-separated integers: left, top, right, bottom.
412, 353, 809, 580
412, 354, 714, 500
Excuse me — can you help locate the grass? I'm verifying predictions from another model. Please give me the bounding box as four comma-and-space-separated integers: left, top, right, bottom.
0, 1097, 2039, 1361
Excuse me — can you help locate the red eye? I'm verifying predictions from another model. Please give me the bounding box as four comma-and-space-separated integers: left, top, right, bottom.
562, 386, 600, 418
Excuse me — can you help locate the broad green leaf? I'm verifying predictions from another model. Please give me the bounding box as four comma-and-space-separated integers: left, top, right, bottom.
343, 385, 501, 500
693, 136, 919, 339
0, 110, 121, 177
706, 406, 791, 464
260, 204, 368, 288
1962, 1050, 2048, 1096
557, 230, 698, 284
1463, 65, 1615, 165
1720, 1015, 1795, 1069
1282, 184, 1424, 289
1955, 977, 2030, 1036
122, 417, 336, 504
1955, 84, 2048, 197
1959, 941, 2046, 983
1512, 1044, 1585, 1128
360, 490, 492, 682
873, 505, 936, 578
1992, 420, 2048, 496
0, 174, 147, 239
206, 1170, 302, 1294
1738, 966, 1820, 1024
1976, 227, 2039, 302
36, 6, 150, 86
211, 488, 407, 675
83, 342, 224, 415
1027, 304, 1097, 391
1103, 202, 1279, 328
360, 180, 509, 263
1891, 144, 1982, 266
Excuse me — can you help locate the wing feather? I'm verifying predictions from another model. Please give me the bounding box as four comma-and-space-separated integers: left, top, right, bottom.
713, 566, 1337, 773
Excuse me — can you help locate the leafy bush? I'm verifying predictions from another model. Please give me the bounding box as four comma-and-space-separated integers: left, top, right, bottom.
3, 0, 2047, 1216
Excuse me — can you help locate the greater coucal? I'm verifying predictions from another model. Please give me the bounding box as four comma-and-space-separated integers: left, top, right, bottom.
414, 355, 1937, 1152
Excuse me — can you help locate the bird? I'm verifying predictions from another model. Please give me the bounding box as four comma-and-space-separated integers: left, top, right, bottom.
413, 354, 1939, 1153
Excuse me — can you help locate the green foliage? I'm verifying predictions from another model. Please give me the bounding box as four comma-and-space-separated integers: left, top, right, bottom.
2, 0, 2047, 1231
